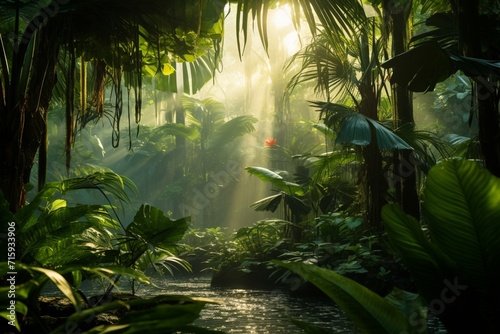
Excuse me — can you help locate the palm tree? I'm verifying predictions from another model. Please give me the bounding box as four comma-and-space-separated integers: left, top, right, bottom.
284, 7, 411, 226
0, 0, 226, 213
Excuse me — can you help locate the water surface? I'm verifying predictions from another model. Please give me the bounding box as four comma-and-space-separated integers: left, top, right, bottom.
139, 275, 358, 333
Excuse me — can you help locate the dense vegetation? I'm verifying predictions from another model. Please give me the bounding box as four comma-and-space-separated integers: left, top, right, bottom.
1, 0, 499, 333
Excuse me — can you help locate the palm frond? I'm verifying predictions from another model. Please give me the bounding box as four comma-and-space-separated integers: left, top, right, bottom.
153, 50, 222, 95
151, 123, 200, 141
444, 134, 481, 159
20, 203, 116, 262
393, 124, 450, 171
285, 32, 358, 101
234, 0, 366, 56
184, 96, 226, 132
207, 115, 257, 150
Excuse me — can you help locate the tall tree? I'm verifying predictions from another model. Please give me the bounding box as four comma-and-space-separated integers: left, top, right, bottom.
382, 0, 420, 219
285, 8, 412, 226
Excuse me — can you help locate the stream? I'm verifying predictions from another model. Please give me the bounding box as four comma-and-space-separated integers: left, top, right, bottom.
49, 273, 447, 333
134, 274, 447, 334
137, 274, 358, 333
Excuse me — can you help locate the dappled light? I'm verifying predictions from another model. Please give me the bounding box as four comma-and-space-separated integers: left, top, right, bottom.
1, 0, 499, 333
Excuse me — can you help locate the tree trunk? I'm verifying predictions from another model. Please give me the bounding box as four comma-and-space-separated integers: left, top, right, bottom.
0, 23, 59, 213
359, 82, 387, 227
455, 0, 500, 176
385, 0, 420, 219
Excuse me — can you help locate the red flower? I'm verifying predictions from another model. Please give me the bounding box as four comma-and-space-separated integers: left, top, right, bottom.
264, 137, 277, 147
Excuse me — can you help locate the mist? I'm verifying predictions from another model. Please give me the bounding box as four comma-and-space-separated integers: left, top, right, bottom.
35, 5, 324, 232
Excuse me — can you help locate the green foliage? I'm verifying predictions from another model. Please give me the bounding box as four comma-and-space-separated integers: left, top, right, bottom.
382, 159, 500, 333
0, 169, 201, 331
181, 227, 229, 250
382, 41, 455, 92
382, 7, 500, 92
274, 159, 500, 333
0, 263, 222, 333
186, 221, 292, 272
233, 0, 366, 57
119, 204, 191, 274
310, 101, 412, 150
53, 295, 223, 334
245, 166, 311, 223
153, 50, 222, 95
0, 262, 151, 332
277, 213, 384, 279
245, 167, 305, 196
1, 169, 134, 265
233, 220, 291, 260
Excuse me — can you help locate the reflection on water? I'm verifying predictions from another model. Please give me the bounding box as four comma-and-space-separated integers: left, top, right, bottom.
44, 273, 448, 333
138, 275, 358, 333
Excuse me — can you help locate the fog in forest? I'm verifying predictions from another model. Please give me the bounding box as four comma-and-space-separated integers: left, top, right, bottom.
7, 1, 494, 332
30, 4, 473, 232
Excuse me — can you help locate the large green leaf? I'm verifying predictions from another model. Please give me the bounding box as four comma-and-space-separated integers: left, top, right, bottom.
423, 160, 500, 300
249, 193, 283, 213
126, 204, 190, 249
245, 166, 283, 183
336, 112, 412, 150
381, 41, 455, 92
381, 204, 453, 301
384, 288, 427, 326
336, 112, 372, 146
53, 295, 221, 334
245, 166, 305, 195
77, 265, 152, 286
273, 261, 419, 334
312, 101, 411, 150
382, 159, 500, 332
312, 123, 335, 140
21, 264, 86, 312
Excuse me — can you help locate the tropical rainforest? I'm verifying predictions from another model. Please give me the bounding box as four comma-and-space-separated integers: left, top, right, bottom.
1, 0, 499, 333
